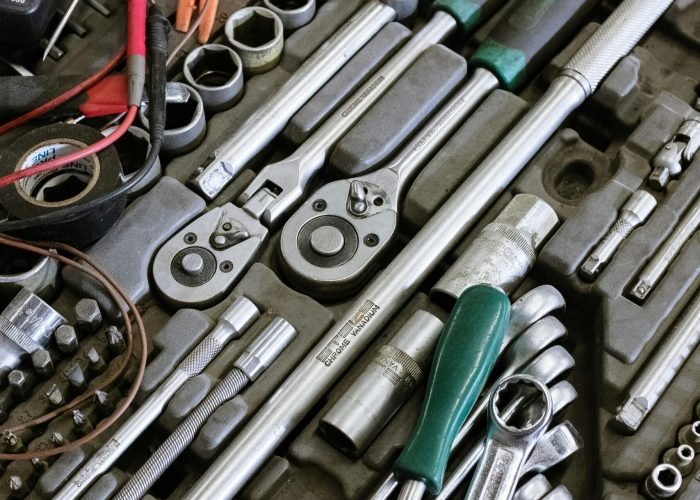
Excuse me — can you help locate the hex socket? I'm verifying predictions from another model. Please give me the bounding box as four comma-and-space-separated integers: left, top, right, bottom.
184, 44, 244, 113
225, 7, 284, 74
431, 194, 559, 306
263, 0, 315, 31
319, 311, 444, 456
643, 464, 682, 499
139, 82, 206, 156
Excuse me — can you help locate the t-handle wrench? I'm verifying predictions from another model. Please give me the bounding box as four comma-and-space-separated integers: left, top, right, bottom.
278, 0, 597, 298
183, 2, 674, 498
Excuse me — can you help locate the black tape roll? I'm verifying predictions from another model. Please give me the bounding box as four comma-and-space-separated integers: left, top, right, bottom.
0, 123, 125, 247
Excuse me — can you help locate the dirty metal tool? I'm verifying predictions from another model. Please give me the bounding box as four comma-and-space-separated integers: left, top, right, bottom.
465, 375, 553, 500
0, 288, 66, 375
279, 0, 594, 297
224, 7, 284, 74
182, 2, 673, 498
643, 463, 683, 499
614, 290, 700, 432
514, 475, 553, 500
42, 0, 80, 61
580, 189, 657, 281
183, 44, 244, 113
115, 317, 297, 500
649, 118, 700, 190
630, 194, 700, 301
263, 0, 315, 31
54, 297, 260, 499
663, 444, 695, 477
188, 0, 417, 200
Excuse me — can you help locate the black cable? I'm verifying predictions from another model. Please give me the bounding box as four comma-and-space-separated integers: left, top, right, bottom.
0, 4, 169, 234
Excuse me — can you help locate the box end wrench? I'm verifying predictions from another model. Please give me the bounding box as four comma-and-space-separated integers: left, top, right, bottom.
181, 3, 675, 498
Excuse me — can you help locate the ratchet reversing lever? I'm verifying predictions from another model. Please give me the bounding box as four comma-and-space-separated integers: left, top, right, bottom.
278, 0, 599, 298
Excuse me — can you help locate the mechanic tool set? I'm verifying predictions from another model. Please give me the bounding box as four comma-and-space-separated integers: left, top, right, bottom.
0, 0, 697, 499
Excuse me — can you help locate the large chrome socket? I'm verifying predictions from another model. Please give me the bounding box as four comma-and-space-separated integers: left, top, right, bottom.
103, 125, 162, 198
0, 288, 66, 374
319, 310, 444, 456
431, 194, 559, 305
225, 7, 284, 74
263, 0, 315, 31
184, 44, 244, 113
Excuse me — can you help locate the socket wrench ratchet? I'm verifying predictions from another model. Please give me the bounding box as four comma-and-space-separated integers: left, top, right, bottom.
465, 375, 553, 500
279, 0, 596, 297
183, 2, 674, 497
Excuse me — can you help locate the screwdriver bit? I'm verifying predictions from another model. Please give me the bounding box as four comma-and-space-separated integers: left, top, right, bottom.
45, 384, 65, 407
65, 363, 88, 394
50, 432, 65, 447
8, 370, 33, 400
105, 326, 126, 355
31, 457, 49, 476
32, 349, 55, 378
8, 475, 29, 498
86, 348, 107, 374
72, 410, 94, 436
580, 190, 657, 281
94, 390, 115, 417
74, 299, 102, 334
56, 325, 79, 355
2, 431, 24, 453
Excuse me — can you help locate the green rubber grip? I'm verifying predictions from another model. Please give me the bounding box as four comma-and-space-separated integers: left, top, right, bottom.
393, 284, 510, 494
470, 0, 598, 90
432, 0, 507, 32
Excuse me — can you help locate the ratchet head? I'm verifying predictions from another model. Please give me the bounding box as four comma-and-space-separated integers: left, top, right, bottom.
279, 173, 400, 299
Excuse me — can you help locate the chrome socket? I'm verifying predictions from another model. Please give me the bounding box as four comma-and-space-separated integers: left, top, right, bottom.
319, 311, 444, 456
225, 7, 284, 74
184, 44, 244, 113
643, 463, 682, 499
234, 317, 297, 381
263, 0, 316, 31
103, 125, 162, 198
0, 251, 60, 302
140, 82, 206, 156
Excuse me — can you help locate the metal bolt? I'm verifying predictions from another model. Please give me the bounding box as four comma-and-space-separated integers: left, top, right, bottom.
663, 445, 695, 477
678, 421, 700, 452
94, 390, 115, 417
74, 298, 102, 333
8, 370, 33, 400
86, 347, 107, 374
65, 363, 87, 394
72, 409, 93, 436
55, 325, 79, 355
45, 384, 64, 407
105, 326, 126, 355
31, 349, 54, 378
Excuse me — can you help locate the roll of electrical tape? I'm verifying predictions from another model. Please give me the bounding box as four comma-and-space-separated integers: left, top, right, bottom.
0, 123, 125, 247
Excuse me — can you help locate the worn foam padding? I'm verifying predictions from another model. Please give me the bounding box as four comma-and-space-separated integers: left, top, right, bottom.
34, 445, 94, 498
283, 22, 411, 145
242, 294, 447, 500
328, 44, 468, 177
62, 177, 206, 318
146, 263, 336, 461
280, 0, 366, 72
82, 468, 128, 500
404, 89, 529, 230
137, 309, 213, 401
159, 372, 215, 429
166, 0, 363, 184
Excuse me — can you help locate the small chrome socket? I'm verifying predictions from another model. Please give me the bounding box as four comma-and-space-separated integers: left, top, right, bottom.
225, 7, 284, 74
263, 0, 316, 31
184, 44, 244, 113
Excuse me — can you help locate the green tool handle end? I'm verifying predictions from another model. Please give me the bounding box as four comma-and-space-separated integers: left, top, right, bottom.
432, 0, 506, 33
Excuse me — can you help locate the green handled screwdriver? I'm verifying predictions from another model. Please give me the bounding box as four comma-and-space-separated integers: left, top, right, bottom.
394, 284, 510, 498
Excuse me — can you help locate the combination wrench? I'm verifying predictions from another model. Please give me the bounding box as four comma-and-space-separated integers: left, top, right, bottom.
183, 2, 673, 497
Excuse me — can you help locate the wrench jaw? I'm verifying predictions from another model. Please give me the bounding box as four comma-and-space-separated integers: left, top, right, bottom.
467, 375, 554, 500
152, 203, 268, 309
279, 179, 399, 299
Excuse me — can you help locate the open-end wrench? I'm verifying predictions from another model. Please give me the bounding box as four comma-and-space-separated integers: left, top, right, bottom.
183, 3, 673, 497
187, 0, 408, 199
465, 375, 553, 500
191, 0, 507, 201
279, 0, 597, 297
504, 286, 565, 352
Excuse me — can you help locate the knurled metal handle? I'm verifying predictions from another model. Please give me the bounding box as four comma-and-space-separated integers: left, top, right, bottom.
562, 0, 674, 96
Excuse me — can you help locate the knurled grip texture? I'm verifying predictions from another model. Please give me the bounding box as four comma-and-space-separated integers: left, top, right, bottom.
562, 0, 673, 96
177, 336, 223, 377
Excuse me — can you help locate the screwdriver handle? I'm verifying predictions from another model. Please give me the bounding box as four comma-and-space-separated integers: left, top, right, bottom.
432, 0, 507, 33
470, 0, 598, 91
393, 284, 510, 494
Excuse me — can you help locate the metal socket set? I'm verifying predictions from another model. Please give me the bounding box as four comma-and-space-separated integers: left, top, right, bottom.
0, 0, 698, 499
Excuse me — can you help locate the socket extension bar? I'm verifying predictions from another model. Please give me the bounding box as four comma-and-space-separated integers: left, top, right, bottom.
184, 1, 674, 498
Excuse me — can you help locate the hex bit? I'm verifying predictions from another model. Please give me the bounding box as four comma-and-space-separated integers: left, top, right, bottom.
55, 325, 79, 355
31, 349, 54, 378
65, 363, 88, 394
45, 384, 65, 407
74, 299, 102, 334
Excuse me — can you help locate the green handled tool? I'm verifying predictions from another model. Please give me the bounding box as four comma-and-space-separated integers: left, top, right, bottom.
394, 284, 510, 497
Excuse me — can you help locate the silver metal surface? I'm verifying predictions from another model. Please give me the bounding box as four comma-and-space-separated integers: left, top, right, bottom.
580, 189, 657, 281
614, 290, 700, 432
630, 195, 700, 301
183, 44, 244, 112
0, 288, 66, 373
140, 83, 206, 155
466, 375, 553, 500
54, 297, 260, 499
504, 285, 566, 350
114, 316, 295, 500
649, 119, 700, 190
152, 203, 267, 308
521, 420, 583, 474
278, 69, 499, 297
513, 474, 552, 500
234, 317, 297, 380
431, 194, 558, 303
662, 445, 695, 477
189, 0, 398, 200
678, 421, 700, 452
319, 311, 444, 456
182, 2, 668, 495
42, 0, 80, 61
104, 126, 162, 198
236, 11, 458, 227
263, 0, 316, 31
0, 252, 59, 302
541, 485, 573, 500
225, 7, 284, 74
643, 464, 682, 499
397, 479, 426, 500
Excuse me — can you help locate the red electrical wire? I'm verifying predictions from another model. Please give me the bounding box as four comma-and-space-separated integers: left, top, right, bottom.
0, 106, 138, 189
